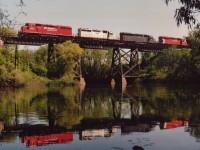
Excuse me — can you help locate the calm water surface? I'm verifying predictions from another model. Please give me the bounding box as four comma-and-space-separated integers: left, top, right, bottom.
0, 84, 200, 150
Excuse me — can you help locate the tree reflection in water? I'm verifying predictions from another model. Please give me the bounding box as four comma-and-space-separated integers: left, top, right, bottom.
0, 84, 200, 146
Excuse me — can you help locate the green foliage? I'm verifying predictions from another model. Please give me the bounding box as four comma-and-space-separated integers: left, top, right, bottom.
144, 47, 193, 82
82, 49, 112, 79
0, 27, 17, 37
164, 0, 200, 27
30, 46, 48, 77
188, 27, 200, 76
30, 63, 47, 77
59, 73, 74, 84
0, 47, 13, 63
34, 46, 48, 65
17, 50, 34, 71
47, 41, 84, 81
0, 45, 48, 87
0, 40, 85, 87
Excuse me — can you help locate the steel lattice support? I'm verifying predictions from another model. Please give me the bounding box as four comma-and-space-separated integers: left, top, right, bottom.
111, 47, 141, 86
74, 56, 82, 78
47, 43, 57, 63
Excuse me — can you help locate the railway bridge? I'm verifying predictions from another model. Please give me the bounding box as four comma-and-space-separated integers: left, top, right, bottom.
1, 34, 189, 86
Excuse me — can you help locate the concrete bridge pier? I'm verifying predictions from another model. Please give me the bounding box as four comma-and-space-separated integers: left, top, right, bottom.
111, 76, 127, 87
74, 56, 86, 85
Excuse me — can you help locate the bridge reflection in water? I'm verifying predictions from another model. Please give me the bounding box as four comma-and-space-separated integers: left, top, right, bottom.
0, 85, 198, 148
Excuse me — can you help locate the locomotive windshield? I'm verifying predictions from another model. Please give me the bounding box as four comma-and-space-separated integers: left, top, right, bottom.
36, 24, 42, 26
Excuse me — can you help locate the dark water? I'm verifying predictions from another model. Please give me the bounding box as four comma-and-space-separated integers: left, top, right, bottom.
0, 84, 200, 150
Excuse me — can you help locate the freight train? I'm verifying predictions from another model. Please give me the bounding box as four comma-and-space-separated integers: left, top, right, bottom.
18, 23, 188, 46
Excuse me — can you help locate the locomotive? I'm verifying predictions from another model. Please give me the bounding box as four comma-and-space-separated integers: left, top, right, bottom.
19, 23, 188, 46
19, 23, 72, 37
78, 28, 117, 40
120, 32, 156, 43
158, 36, 188, 46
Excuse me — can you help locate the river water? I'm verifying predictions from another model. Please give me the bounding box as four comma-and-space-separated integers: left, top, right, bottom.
0, 84, 200, 150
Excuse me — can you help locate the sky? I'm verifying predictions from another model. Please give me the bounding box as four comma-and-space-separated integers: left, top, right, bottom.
2, 0, 190, 40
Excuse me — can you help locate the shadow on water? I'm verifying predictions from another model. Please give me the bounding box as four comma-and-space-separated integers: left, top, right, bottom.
0, 84, 200, 148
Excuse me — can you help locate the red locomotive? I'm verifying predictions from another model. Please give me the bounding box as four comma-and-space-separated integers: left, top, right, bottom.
20, 23, 72, 36
159, 36, 188, 46
161, 119, 188, 129
22, 132, 73, 148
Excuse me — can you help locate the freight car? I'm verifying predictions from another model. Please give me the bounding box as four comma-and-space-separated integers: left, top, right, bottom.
159, 36, 188, 46
120, 32, 156, 43
78, 28, 117, 40
19, 23, 72, 37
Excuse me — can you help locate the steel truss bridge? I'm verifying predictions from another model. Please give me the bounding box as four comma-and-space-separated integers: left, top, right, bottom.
2, 33, 189, 86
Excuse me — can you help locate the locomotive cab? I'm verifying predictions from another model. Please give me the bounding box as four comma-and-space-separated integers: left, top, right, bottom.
181, 37, 188, 46
21, 23, 36, 33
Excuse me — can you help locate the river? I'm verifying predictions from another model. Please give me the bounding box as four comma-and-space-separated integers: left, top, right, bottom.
0, 84, 200, 150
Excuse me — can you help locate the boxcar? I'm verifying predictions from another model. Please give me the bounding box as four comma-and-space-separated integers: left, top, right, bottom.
78, 28, 117, 40
159, 36, 188, 46
20, 23, 72, 36
120, 32, 156, 43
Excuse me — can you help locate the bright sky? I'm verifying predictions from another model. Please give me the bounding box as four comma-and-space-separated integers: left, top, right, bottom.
2, 0, 189, 40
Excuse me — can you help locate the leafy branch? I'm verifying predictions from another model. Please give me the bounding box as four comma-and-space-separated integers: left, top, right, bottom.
164, 0, 200, 28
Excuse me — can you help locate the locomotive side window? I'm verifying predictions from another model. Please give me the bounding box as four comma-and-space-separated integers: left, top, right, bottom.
61, 27, 68, 29
81, 29, 91, 32
92, 30, 101, 32
46, 25, 54, 27
28, 24, 35, 30
36, 24, 41, 26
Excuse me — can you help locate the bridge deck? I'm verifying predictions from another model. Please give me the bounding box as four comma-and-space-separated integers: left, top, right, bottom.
2, 34, 189, 51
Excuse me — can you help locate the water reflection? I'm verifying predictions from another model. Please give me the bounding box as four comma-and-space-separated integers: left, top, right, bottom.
0, 84, 200, 149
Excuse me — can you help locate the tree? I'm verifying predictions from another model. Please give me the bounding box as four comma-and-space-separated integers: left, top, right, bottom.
188, 27, 200, 77
143, 47, 193, 82
30, 46, 48, 77
82, 49, 112, 80
47, 41, 83, 83
164, 0, 200, 27
0, 0, 26, 30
